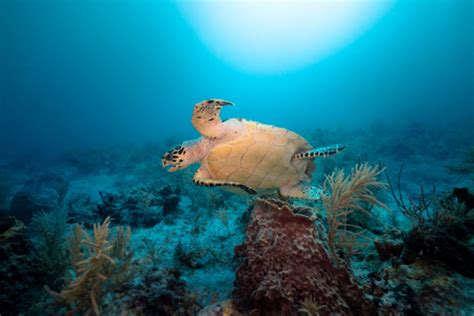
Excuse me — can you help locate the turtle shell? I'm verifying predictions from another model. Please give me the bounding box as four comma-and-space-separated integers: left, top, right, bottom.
202, 120, 314, 190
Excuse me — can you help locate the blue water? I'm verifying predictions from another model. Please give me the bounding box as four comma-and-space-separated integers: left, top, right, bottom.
1, 0, 472, 160
0, 1, 473, 315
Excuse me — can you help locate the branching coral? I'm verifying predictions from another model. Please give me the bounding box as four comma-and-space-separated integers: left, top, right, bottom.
30, 209, 70, 291
386, 164, 473, 234
386, 165, 474, 275
431, 197, 470, 233
48, 217, 133, 315
322, 163, 387, 256
400, 192, 474, 276
385, 162, 436, 228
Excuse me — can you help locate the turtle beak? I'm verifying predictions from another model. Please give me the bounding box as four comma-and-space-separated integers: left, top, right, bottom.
162, 161, 180, 172
168, 165, 180, 172
216, 99, 234, 106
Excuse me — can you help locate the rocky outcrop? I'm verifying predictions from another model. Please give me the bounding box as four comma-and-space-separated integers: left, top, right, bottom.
0, 215, 40, 315
8, 173, 69, 223
233, 199, 372, 316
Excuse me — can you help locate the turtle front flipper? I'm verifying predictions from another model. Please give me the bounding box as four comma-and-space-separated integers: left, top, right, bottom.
192, 167, 257, 195
293, 144, 345, 160
280, 185, 323, 200
192, 99, 234, 139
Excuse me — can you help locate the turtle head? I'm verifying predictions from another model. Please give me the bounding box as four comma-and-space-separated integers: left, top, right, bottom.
162, 138, 211, 172
161, 145, 189, 172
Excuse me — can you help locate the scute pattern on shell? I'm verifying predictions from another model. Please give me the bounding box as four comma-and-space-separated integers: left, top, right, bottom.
203, 120, 313, 190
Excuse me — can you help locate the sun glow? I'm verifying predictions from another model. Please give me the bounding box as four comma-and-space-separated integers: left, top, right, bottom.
177, 0, 393, 74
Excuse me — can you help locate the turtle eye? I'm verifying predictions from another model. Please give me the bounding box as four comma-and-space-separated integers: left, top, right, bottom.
164, 153, 172, 161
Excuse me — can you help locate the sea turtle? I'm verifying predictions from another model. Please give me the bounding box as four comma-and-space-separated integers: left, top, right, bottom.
161, 99, 345, 200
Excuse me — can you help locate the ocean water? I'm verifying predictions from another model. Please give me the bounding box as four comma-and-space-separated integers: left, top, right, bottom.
0, 0, 473, 315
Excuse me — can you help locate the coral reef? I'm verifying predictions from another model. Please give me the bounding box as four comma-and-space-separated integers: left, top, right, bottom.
321, 163, 387, 257
233, 198, 372, 315
0, 215, 42, 316
400, 190, 474, 277
48, 217, 133, 315
30, 208, 70, 290
174, 240, 208, 270
374, 239, 403, 261
1, 123, 473, 315
198, 300, 242, 316
67, 192, 100, 227
452, 187, 474, 217
157, 185, 182, 216
120, 267, 202, 315
371, 262, 474, 315
387, 165, 474, 276
9, 173, 70, 223
96, 185, 180, 227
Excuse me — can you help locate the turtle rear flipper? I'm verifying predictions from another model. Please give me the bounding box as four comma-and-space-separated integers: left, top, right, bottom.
293, 144, 345, 160
192, 167, 257, 195
192, 99, 233, 138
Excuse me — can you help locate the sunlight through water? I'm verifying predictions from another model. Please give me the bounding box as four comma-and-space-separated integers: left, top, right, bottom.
177, 0, 394, 74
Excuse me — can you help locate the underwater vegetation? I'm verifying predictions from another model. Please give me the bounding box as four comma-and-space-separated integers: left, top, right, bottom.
0, 216, 41, 315
321, 163, 387, 257
47, 217, 133, 315
386, 165, 474, 277
0, 123, 473, 315
30, 209, 70, 291
1, 0, 472, 313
